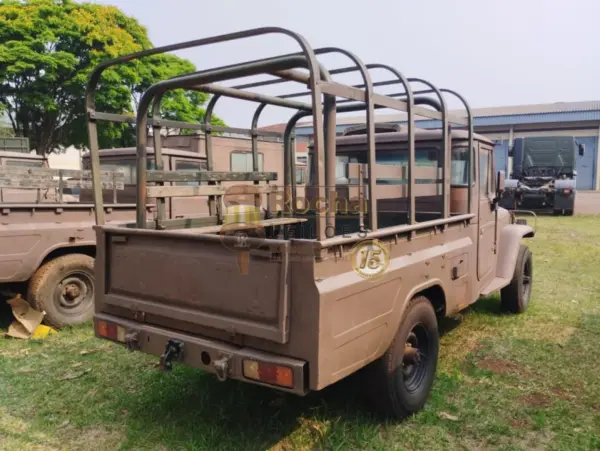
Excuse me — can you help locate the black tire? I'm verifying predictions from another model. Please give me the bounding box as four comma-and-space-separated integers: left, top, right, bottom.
364, 295, 439, 419
552, 209, 561, 216
564, 209, 574, 216
500, 245, 532, 314
27, 254, 95, 329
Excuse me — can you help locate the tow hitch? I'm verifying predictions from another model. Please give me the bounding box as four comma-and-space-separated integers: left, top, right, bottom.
213, 356, 231, 382
159, 339, 184, 371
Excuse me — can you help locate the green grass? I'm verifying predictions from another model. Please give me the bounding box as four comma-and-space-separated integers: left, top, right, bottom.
1, 215, 600, 450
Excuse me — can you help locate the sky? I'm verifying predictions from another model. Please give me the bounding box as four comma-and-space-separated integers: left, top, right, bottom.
89, 0, 600, 128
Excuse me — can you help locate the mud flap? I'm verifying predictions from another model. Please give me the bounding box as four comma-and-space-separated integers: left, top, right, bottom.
553, 191, 575, 211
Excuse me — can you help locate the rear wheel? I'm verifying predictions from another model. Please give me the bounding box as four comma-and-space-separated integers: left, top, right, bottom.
564, 209, 574, 216
500, 245, 532, 314
27, 254, 95, 329
364, 295, 439, 419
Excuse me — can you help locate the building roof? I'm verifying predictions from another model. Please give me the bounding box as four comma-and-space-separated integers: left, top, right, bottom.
257, 123, 287, 134
275, 100, 600, 136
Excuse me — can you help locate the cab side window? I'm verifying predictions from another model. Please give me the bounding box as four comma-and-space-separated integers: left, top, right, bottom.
479, 150, 489, 196
489, 149, 496, 195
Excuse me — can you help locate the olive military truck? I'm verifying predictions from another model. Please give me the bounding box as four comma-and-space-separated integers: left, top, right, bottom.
499, 136, 585, 215
0, 140, 210, 328
89, 27, 535, 420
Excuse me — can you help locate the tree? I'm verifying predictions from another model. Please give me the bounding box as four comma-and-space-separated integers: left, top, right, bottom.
0, 0, 225, 155
0, 108, 13, 136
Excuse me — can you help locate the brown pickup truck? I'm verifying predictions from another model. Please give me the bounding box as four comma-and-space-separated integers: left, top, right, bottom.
89, 28, 535, 419
0, 146, 212, 328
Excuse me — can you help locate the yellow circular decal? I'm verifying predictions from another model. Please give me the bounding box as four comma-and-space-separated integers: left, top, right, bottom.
350, 239, 390, 280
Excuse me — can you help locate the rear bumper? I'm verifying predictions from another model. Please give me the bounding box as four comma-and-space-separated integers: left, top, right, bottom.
93, 313, 309, 396
500, 189, 575, 211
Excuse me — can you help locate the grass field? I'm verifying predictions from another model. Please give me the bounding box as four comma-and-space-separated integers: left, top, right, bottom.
1, 215, 599, 450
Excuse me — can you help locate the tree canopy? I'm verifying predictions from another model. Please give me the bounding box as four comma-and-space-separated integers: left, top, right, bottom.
0, 0, 225, 155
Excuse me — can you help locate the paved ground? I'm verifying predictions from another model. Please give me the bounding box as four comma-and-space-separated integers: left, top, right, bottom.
576, 191, 600, 215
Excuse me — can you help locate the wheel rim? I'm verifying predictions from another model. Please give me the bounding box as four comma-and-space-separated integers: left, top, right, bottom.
402, 323, 430, 393
522, 256, 532, 304
53, 271, 94, 316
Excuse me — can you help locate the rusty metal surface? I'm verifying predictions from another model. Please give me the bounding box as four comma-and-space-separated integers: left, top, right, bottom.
104, 231, 292, 343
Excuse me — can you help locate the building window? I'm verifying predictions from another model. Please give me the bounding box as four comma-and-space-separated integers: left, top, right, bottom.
295, 167, 306, 184
230, 152, 264, 172
296, 155, 308, 166
99, 158, 155, 185
175, 159, 208, 186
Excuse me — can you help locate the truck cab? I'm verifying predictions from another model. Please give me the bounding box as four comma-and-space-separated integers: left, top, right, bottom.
81, 147, 211, 218
0, 137, 49, 202
0, 144, 209, 329
500, 136, 584, 215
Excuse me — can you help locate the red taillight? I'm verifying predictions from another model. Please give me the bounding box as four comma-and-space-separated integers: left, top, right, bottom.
95, 319, 126, 343
563, 189, 571, 195
242, 359, 294, 388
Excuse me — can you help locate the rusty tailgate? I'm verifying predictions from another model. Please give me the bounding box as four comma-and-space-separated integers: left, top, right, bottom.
98, 228, 291, 344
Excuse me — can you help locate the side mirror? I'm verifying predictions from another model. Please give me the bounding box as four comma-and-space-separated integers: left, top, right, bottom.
496, 170, 505, 194
578, 143, 585, 157
491, 171, 505, 210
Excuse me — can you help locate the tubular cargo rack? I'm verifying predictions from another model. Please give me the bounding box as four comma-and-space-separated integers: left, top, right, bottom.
85, 26, 475, 244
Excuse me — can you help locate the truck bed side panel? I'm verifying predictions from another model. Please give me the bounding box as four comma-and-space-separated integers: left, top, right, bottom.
313, 228, 475, 390
0, 205, 138, 282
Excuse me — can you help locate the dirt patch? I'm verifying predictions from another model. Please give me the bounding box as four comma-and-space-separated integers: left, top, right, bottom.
519, 393, 552, 408
511, 418, 532, 429
439, 328, 492, 370
513, 430, 556, 451
477, 358, 532, 376
551, 388, 571, 401
57, 426, 123, 450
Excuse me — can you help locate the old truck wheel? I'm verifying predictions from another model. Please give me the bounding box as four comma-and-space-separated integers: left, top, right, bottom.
500, 245, 532, 314
365, 295, 439, 419
564, 209, 574, 216
27, 254, 95, 329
